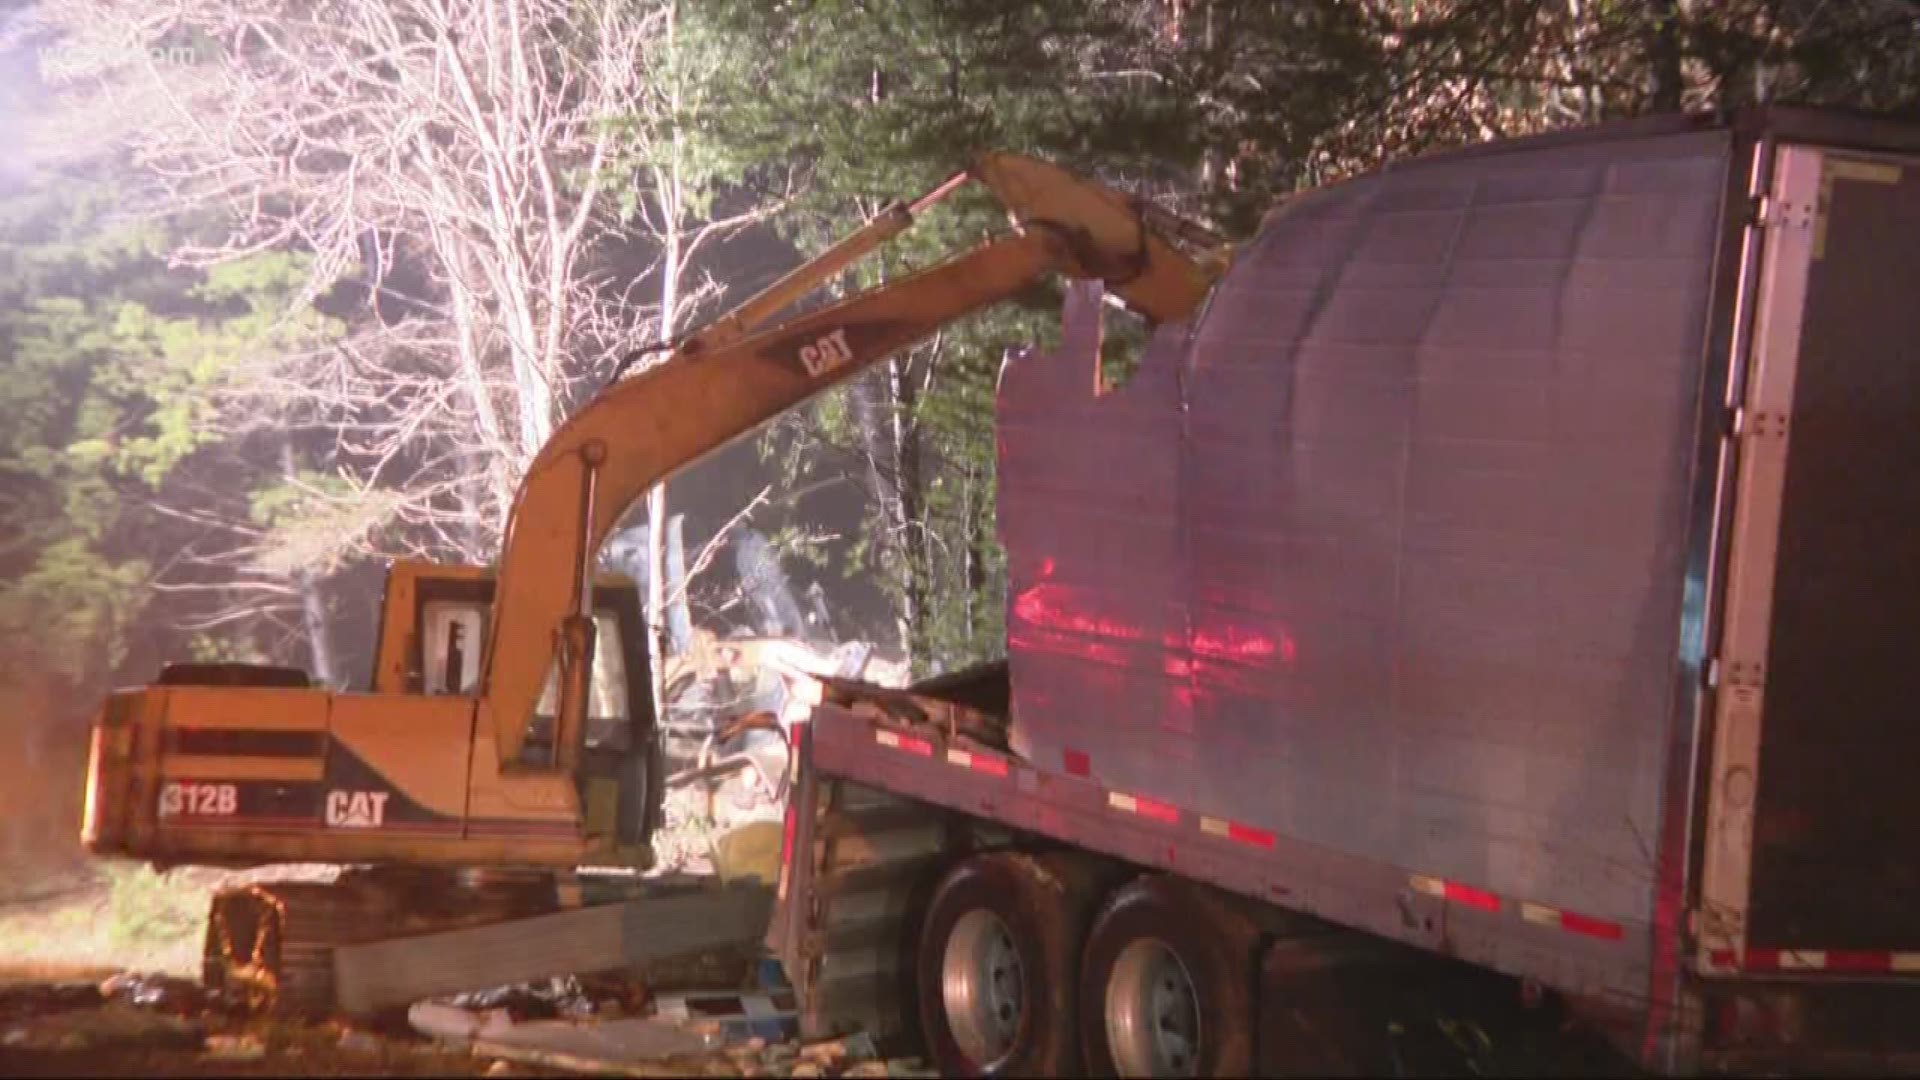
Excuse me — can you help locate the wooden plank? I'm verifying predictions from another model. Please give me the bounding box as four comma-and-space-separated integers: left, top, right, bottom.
333, 884, 772, 1015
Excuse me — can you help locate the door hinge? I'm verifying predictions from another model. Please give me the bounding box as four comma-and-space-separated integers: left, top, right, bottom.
1747, 193, 1770, 228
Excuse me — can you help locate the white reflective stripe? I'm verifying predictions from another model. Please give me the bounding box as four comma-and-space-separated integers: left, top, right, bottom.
947, 748, 972, 768
875, 730, 901, 749
1895, 954, 1920, 973
1199, 816, 1230, 838
1409, 875, 1445, 898
1108, 792, 1138, 813
1520, 902, 1560, 927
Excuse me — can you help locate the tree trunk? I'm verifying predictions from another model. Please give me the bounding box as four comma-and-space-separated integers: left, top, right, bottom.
849, 370, 913, 664
964, 465, 989, 655
644, 0, 682, 728
299, 570, 338, 687
279, 441, 338, 686
888, 354, 928, 673
1645, 0, 1685, 113
664, 513, 692, 652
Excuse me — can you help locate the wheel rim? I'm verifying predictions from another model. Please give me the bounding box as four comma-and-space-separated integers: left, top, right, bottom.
1104, 937, 1202, 1078
940, 908, 1026, 1069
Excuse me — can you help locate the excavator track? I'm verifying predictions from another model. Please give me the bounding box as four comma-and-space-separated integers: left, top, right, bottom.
202, 871, 560, 1018
203, 882, 358, 1017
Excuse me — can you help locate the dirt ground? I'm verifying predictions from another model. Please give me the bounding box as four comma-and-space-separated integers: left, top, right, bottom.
0, 971, 562, 1078
0, 840, 1643, 1077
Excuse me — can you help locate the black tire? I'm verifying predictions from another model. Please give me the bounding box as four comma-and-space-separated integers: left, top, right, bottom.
916, 852, 1100, 1077
1079, 875, 1260, 1078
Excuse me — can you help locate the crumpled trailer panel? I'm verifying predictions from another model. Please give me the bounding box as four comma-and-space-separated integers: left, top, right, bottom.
987, 109, 1920, 1069
998, 125, 1733, 1001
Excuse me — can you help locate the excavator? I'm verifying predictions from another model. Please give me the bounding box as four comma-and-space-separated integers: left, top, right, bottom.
77, 152, 1229, 1014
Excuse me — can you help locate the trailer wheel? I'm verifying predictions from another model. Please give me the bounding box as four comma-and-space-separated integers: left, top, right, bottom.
1080, 876, 1258, 1078
916, 852, 1096, 1076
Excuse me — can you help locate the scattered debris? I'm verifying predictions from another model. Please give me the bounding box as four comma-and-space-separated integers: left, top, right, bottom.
202, 1032, 266, 1060
0, 1001, 203, 1052
795, 1032, 877, 1066
98, 970, 207, 1015
0, 979, 102, 1020
652, 988, 798, 1045
445, 977, 596, 1022
406, 991, 933, 1078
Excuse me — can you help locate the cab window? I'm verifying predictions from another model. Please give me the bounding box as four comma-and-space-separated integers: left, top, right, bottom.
420, 600, 487, 695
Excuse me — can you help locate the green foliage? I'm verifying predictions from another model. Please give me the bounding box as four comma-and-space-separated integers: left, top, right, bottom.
104, 863, 206, 953
185, 633, 273, 666
0, 539, 149, 684
0, 168, 344, 703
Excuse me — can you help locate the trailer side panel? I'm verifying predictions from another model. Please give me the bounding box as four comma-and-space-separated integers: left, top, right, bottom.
998, 128, 1733, 995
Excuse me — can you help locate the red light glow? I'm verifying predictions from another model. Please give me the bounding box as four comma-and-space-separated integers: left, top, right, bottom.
1010, 580, 1296, 673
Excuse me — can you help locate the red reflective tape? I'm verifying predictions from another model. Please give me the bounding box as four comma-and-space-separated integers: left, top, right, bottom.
1707, 948, 1738, 969
1823, 951, 1892, 973
969, 754, 1009, 778
1131, 795, 1180, 824
1443, 881, 1502, 913
1560, 910, 1624, 941
1745, 948, 1781, 971
779, 804, 798, 870
1226, 822, 1275, 849
1063, 748, 1091, 777
876, 728, 935, 756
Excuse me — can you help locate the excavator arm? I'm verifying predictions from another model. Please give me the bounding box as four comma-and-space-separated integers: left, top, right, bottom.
480, 154, 1227, 767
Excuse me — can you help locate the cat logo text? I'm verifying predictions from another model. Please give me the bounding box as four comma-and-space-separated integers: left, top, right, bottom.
325, 790, 391, 828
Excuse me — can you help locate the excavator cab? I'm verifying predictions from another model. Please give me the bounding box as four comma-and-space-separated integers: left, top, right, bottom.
367, 560, 663, 846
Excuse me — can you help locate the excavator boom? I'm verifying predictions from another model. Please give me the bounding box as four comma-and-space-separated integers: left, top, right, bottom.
480, 154, 1226, 764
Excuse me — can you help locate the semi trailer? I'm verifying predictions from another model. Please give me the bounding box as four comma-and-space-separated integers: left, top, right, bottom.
765, 107, 1920, 1076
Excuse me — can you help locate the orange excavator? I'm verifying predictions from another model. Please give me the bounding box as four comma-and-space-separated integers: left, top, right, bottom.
77, 153, 1228, 1013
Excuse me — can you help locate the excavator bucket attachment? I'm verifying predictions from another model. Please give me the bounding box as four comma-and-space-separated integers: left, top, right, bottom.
971, 152, 1220, 322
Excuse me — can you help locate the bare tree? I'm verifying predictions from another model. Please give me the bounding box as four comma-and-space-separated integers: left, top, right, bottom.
27, 0, 675, 542
606, 0, 792, 716
22, 0, 791, 678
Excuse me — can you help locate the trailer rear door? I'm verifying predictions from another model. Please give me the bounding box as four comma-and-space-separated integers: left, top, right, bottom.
1700, 144, 1920, 972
